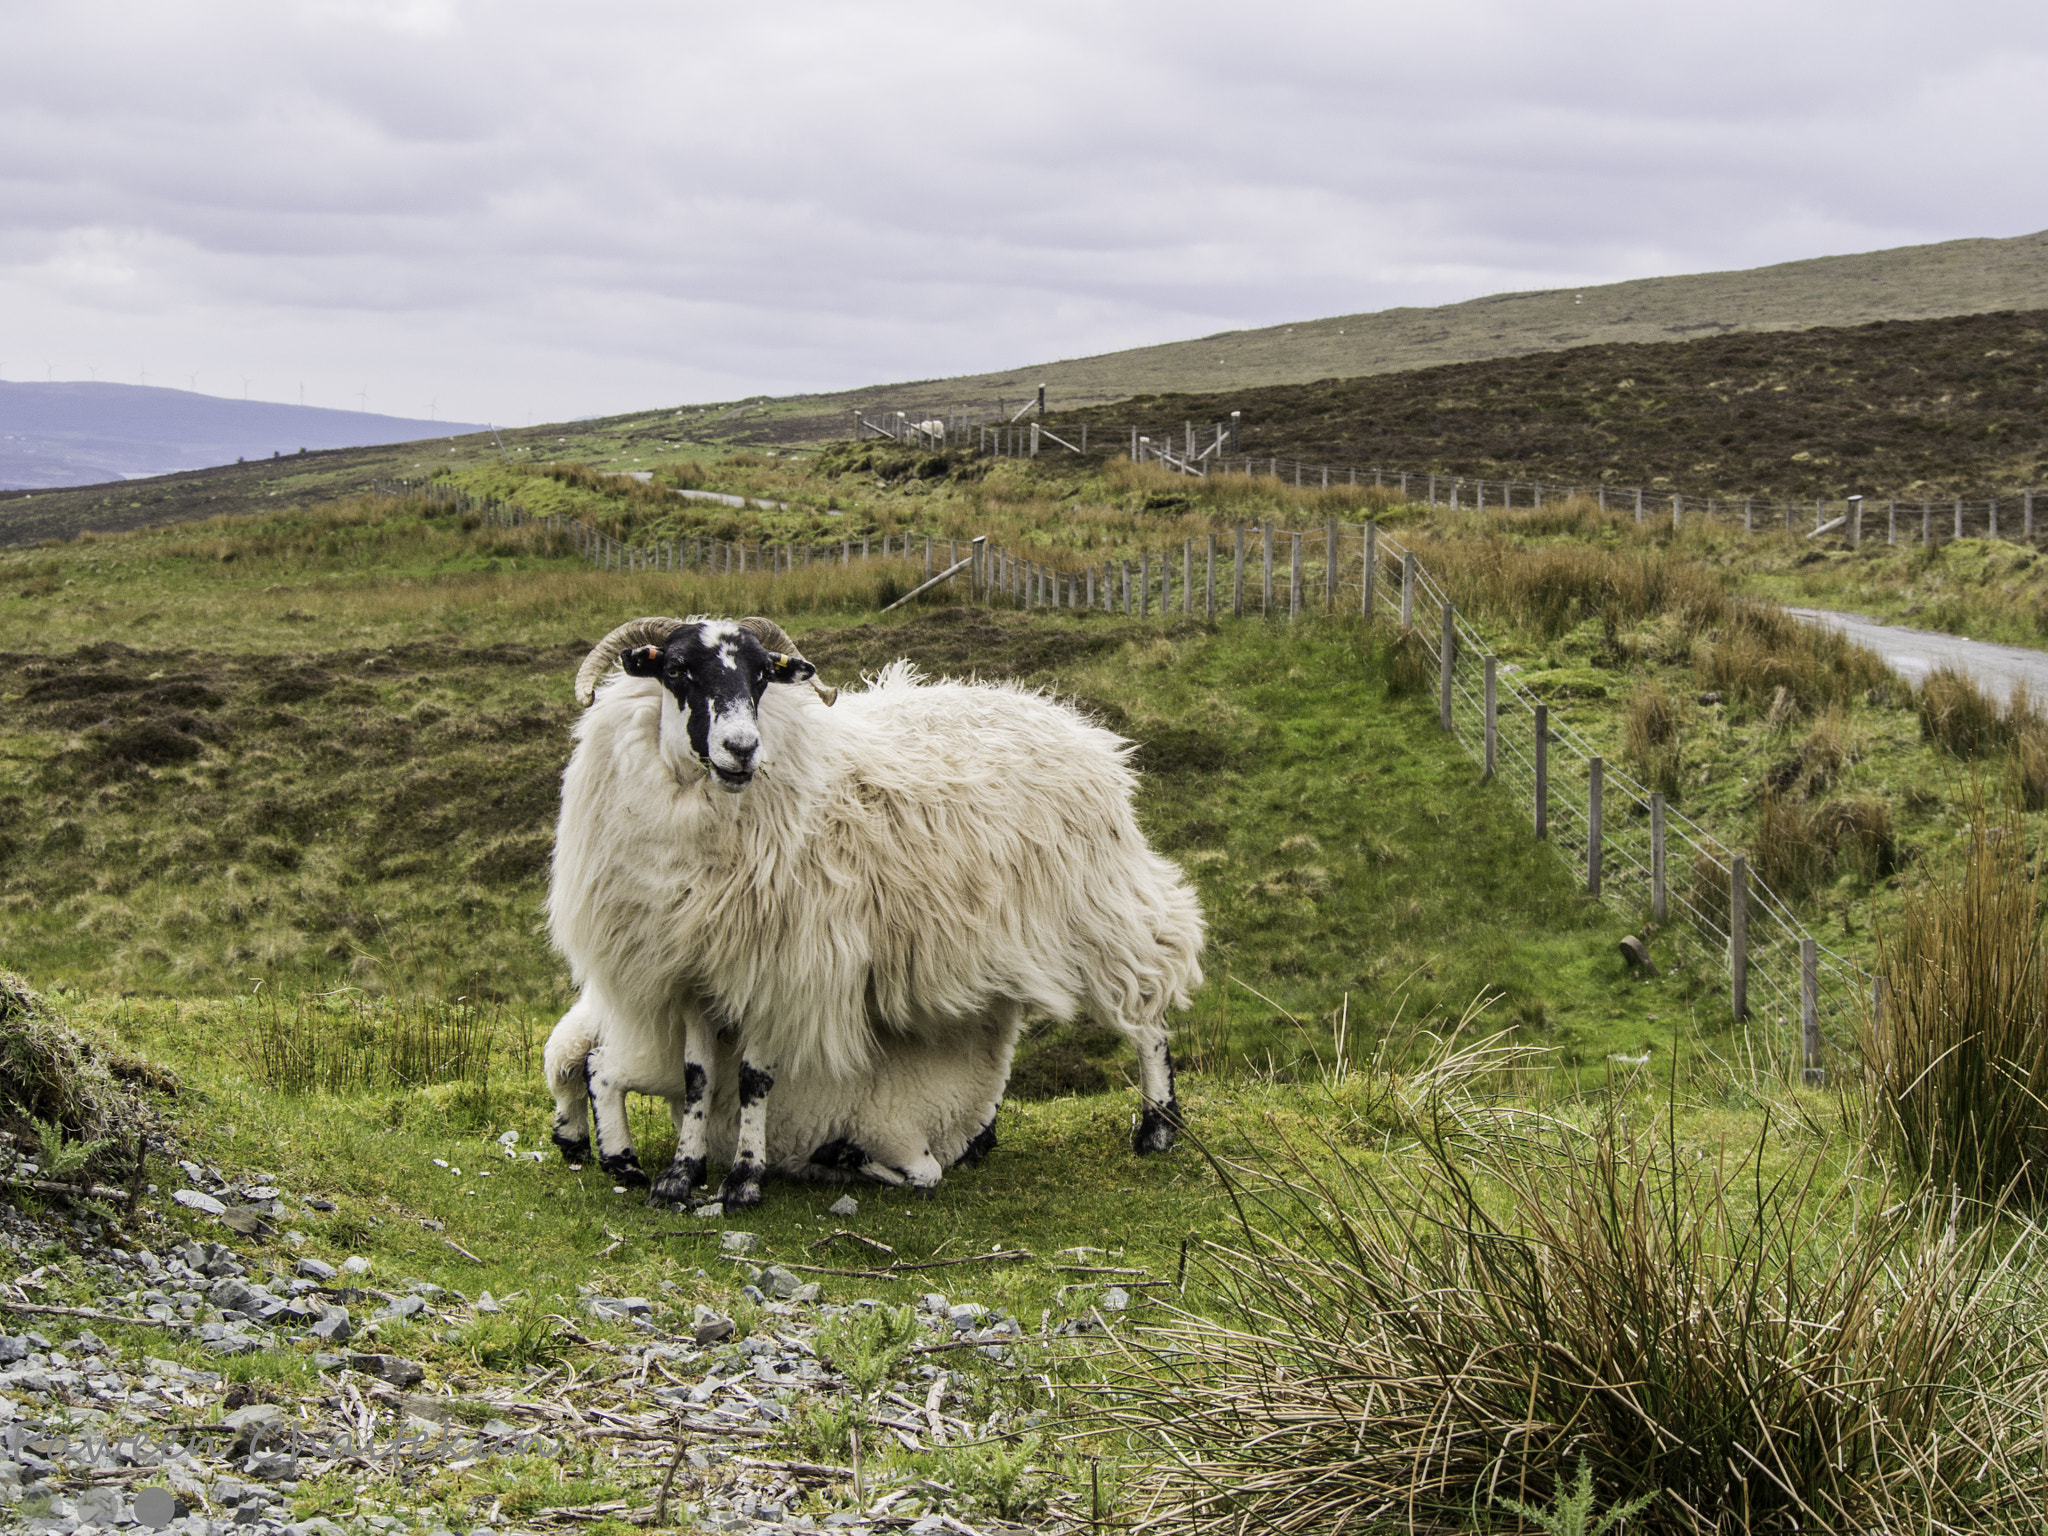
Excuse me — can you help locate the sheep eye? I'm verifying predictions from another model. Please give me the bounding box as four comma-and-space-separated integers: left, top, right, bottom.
665, 664, 682, 679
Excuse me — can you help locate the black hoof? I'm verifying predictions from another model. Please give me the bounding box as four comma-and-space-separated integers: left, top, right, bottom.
1133, 1106, 1179, 1155
649, 1157, 706, 1206
551, 1132, 593, 1165
956, 1117, 999, 1168
600, 1150, 650, 1188
717, 1167, 764, 1209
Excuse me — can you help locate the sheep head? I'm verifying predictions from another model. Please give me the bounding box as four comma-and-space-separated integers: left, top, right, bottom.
577, 616, 823, 792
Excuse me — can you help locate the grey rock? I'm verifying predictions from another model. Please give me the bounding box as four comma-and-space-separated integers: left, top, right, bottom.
920, 1293, 948, 1315
759, 1268, 801, 1301
219, 1208, 273, 1238
373, 1296, 424, 1321
827, 1195, 858, 1217
309, 1309, 351, 1344
1100, 1287, 1130, 1312
719, 1231, 759, 1255
347, 1354, 424, 1389
693, 1201, 724, 1219
220, 1406, 282, 1432
0, 1338, 26, 1364
293, 1259, 336, 1283
791, 1282, 822, 1304
173, 1190, 227, 1217
692, 1318, 736, 1347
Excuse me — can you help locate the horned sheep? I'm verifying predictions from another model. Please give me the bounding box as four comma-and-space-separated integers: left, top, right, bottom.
546, 615, 1205, 1207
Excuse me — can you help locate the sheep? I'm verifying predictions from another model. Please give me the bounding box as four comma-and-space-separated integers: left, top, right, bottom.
544, 987, 1018, 1199
548, 614, 1205, 1208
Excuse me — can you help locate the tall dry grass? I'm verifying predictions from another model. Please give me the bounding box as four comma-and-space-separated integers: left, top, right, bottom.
1101, 1112, 2048, 1535
1694, 600, 1894, 713
1622, 678, 1685, 800
1865, 797, 2048, 1208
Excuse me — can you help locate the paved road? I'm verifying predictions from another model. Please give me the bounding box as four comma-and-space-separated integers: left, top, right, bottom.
1788, 606, 2048, 706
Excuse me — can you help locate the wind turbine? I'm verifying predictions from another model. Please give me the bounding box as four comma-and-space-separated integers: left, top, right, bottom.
298, 382, 305, 406
356, 386, 368, 412
241, 375, 254, 399
140, 365, 149, 386
187, 372, 199, 392
428, 398, 436, 422
87, 365, 96, 381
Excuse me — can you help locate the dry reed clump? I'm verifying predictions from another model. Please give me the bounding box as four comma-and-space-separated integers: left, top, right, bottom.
1693, 601, 1893, 713
1423, 538, 1729, 641
1100, 1114, 2048, 1535
1919, 665, 2005, 757
1865, 799, 2048, 1209
1753, 791, 1896, 899
1379, 626, 1433, 698
1622, 678, 1684, 801
236, 989, 507, 1095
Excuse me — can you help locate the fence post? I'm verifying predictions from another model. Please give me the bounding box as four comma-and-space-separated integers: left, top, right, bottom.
1439, 601, 1456, 731
1955, 498, 1964, 540
1672, 493, 1681, 530
1183, 540, 1193, 615
1262, 525, 1274, 616
1534, 704, 1548, 840
1232, 528, 1244, 618
1922, 501, 1931, 545
2029, 489, 2036, 540
1121, 561, 1131, 614
1483, 655, 1497, 778
1325, 517, 1337, 611
1290, 535, 1303, 619
1363, 522, 1377, 620
1801, 939, 1823, 1085
1744, 498, 1752, 533
1429, 473, 1437, 507
1206, 535, 1216, 618
1587, 757, 1603, 896
1888, 499, 1896, 545
1400, 552, 1415, 627
1849, 495, 1862, 548
1141, 552, 1151, 618
1731, 855, 1749, 1023
972, 535, 986, 601
1650, 792, 1666, 923
1991, 496, 2000, 540
1634, 488, 1643, 523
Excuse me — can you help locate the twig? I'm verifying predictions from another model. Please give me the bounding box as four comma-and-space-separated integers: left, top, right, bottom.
778, 1249, 1033, 1280
654, 1415, 688, 1527
2, 1177, 131, 1202
808, 1229, 895, 1256
0, 1298, 172, 1328
1049, 1265, 1148, 1276
442, 1237, 486, 1266
910, 1334, 1023, 1356
733, 1455, 855, 1478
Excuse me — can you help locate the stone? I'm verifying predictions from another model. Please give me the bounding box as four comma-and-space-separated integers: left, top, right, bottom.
585, 1296, 652, 1319
759, 1268, 801, 1301
719, 1231, 760, 1255
1100, 1287, 1130, 1312
474, 1292, 501, 1314
133, 1485, 185, 1529
295, 1258, 337, 1282
173, 1190, 227, 1216
692, 1317, 737, 1347
920, 1293, 949, 1316
374, 1296, 425, 1321
347, 1354, 425, 1389
693, 1202, 724, 1219
310, 1308, 352, 1343
221, 1405, 283, 1431
948, 1302, 987, 1330
827, 1195, 858, 1217
0, 1337, 26, 1364
791, 1283, 822, 1304
340, 1257, 370, 1275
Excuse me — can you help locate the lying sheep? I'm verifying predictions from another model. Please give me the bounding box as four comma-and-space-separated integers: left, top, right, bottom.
545, 989, 1018, 1199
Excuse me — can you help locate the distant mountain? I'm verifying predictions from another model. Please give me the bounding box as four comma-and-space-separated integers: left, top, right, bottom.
0, 382, 487, 489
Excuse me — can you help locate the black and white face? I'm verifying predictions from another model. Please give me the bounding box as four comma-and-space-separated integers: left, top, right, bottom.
622, 620, 816, 791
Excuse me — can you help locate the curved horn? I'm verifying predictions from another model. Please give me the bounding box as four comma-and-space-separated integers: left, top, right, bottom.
738, 616, 837, 706
575, 616, 688, 707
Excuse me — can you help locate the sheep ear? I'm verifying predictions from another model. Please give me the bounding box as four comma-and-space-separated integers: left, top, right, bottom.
621, 644, 664, 678
765, 652, 817, 687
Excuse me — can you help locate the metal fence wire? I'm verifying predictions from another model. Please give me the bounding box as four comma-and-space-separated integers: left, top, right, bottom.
378, 481, 1865, 1075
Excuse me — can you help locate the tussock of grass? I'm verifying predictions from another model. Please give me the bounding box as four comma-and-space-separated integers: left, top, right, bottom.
1622, 677, 1685, 800
1102, 1108, 2048, 1534
1865, 796, 2048, 1208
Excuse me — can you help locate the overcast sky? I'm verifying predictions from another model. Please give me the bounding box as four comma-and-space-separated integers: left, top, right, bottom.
4, 0, 2045, 426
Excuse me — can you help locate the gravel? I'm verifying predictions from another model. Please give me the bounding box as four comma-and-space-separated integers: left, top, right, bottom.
0, 1149, 1107, 1536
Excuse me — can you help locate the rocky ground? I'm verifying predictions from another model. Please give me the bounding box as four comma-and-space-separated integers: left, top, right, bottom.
0, 1150, 1121, 1536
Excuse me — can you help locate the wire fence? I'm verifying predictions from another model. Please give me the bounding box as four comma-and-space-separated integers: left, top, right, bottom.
375, 477, 1867, 1077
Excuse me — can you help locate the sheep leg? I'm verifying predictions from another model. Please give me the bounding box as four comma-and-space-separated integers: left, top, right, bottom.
649, 1016, 713, 1207
543, 997, 600, 1166
716, 1057, 775, 1208
587, 1041, 650, 1188
1126, 1027, 1182, 1155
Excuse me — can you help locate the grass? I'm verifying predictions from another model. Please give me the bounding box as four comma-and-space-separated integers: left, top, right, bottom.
1863, 792, 2048, 1208
1099, 1098, 2048, 1534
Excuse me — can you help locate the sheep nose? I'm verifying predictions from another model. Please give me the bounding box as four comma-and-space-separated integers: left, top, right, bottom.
726, 735, 758, 765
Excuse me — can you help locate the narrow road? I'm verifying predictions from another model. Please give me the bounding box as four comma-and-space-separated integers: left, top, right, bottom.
1787, 606, 2048, 706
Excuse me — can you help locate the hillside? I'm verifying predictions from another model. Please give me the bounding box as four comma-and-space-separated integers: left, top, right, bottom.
733, 227, 2048, 442
1074, 307, 2048, 502
0, 381, 484, 490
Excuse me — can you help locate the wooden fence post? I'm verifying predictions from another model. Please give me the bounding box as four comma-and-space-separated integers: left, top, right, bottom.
1290, 534, 1303, 619
972, 535, 986, 601
1922, 501, 1931, 545
1731, 855, 1749, 1023
1324, 518, 1337, 611
1232, 528, 1244, 618
1991, 496, 2000, 540
1483, 655, 1497, 777
1850, 496, 1862, 549
1650, 792, 1666, 923
1262, 525, 1274, 616
2028, 489, 2036, 540
1801, 938, 1823, 1085
1363, 522, 1377, 620
1888, 499, 1896, 545
1587, 757, 1603, 896
1634, 488, 1643, 523
1955, 498, 1964, 540
1672, 493, 1681, 530
1121, 561, 1131, 614
1141, 552, 1152, 618
1400, 552, 1415, 628
1206, 535, 1216, 618
1438, 600, 1456, 731
1183, 540, 1193, 615
1534, 704, 1549, 840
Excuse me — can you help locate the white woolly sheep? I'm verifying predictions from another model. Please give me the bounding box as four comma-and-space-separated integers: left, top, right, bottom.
547, 615, 1206, 1207
544, 987, 1018, 1194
